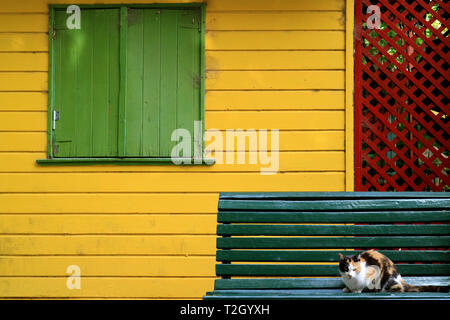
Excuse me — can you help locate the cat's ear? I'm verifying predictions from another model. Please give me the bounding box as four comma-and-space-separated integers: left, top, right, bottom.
338, 253, 344, 260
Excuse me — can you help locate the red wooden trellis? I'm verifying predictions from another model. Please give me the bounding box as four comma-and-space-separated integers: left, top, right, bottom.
354, 0, 449, 191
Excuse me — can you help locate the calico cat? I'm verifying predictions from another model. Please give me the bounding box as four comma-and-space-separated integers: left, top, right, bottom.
338, 250, 449, 293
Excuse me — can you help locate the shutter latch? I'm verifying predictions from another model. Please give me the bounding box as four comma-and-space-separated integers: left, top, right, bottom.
52, 110, 60, 130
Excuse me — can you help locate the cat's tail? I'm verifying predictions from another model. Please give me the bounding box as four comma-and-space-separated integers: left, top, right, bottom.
402, 282, 449, 293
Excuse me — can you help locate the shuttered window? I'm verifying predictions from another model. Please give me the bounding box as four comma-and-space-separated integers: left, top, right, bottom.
50, 6, 203, 160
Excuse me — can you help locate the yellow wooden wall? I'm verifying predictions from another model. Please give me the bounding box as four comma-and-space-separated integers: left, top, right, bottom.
0, 0, 353, 298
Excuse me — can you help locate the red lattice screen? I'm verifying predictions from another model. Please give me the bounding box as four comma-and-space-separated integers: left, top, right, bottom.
354, 0, 449, 191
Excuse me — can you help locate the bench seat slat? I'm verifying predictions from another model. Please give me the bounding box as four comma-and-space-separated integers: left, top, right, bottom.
219, 199, 450, 211
213, 276, 450, 290
204, 290, 450, 300
217, 236, 450, 249
217, 224, 450, 236
218, 211, 450, 223
220, 192, 450, 200
216, 264, 450, 277
216, 250, 450, 262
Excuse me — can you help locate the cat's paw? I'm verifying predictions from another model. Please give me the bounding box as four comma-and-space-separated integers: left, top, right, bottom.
342, 287, 351, 293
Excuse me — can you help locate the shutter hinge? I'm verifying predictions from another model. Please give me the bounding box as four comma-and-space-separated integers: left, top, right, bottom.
52, 110, 59, 130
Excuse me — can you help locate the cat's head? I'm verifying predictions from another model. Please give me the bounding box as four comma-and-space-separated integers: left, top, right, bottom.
338, 253, 362, 277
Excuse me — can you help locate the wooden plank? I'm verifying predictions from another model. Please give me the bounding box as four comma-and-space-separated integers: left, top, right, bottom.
217, 224, 450, 236
214, 277, 450, 290
176, 8, 202, 159
219, 192, 450, 199
0, 172, 345, 192
217, 236, 450, 249
0, 53, 48, 71
345, 0, 355, 192
125, 8, 145, 157
215, 278, 343, 290
159, 10, 179, 157
118, 6, 127, 157
91, 8, 120, 157
206, 70, 344, 90
218, 211, 450, 223
0, 112, 46, 131
0, 193, 219, 214
206, 12, 345, 30
0, 235, 216, 255
204, 290, 450, 300
0, 256, 216, 276
0, 277, 214, 298
0, 92, 47, 111
0, 33, 47, 51
205, 31, 345, 50
142, 8, 162, 156
206, 111, 345, 130
205, 90, 345, 110
0, 72, 47, 91
0, 14, 47, 32
206, 51, 345, 71
205, 0, 345, 11
0, 214, 217, 234
0, 110, 345, 132
216, 250, 450, 262
218, 199, 450, 211
0, 0, 344, 13
0, 133, 46, 151
1, 151, 344, 172
216, 264, 450, 276
0, 130, 344, 153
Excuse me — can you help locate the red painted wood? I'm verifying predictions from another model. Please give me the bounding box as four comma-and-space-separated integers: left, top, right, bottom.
354, 0, 449, 191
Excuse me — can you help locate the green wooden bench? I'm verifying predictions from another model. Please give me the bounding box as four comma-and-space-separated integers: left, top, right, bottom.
203, 192, 450, 300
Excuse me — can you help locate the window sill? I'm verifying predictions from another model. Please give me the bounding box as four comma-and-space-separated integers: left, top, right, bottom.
36, 158, 215, 166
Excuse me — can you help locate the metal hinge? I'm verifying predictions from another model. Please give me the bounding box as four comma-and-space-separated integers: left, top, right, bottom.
52, 110, 59, 130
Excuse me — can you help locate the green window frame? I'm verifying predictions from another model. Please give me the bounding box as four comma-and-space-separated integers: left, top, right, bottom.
38, 3, 207, 165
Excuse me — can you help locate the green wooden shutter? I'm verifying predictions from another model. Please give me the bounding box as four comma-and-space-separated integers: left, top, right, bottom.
53, 8, 120, 157
124, 8, 201, 157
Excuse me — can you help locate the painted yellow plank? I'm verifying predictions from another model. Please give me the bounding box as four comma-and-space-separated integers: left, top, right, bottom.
345, 0, 355, 192
0, 0, 206, 13
0, 130, 344, 154
206, 111, 344, 130
206, 31, 345, 50
206, 12, 345, 31
0, 33, 47, 51
206, 0, 345, 11
0, 92, 47, 110
1, 110, 343, 131
0, 172, 345, 192
0, 0, 344, 13
0, 193, 219, 214
0, 112, 47, 131
0, 235, 216, 255
0, 72, 47, 91
206, 51, 345, 70
0, 14, 48, 32
0, 277, 213, 298
0, 132, 47, 151
205, 90, 345, 110
0, 53, 48, 71
0, 214, 217, 234
0, 256, 216, 277
0, 151, 345, 172
206, 71, 344, 90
